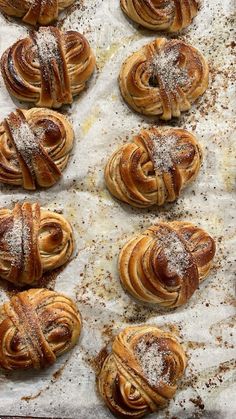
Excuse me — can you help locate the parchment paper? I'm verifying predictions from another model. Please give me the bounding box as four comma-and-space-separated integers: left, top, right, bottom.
0, 0, 235, 418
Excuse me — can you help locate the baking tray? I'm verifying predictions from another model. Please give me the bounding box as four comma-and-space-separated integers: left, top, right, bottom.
0, 0, 235, 418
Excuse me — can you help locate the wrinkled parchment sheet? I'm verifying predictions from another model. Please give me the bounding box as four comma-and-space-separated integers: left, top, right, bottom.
0, 0, 235, 418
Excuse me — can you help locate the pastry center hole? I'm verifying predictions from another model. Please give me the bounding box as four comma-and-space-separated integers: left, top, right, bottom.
149, 75, 159, 88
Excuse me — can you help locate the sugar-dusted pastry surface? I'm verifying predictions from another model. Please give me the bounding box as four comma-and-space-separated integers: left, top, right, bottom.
0, 288, 81, 370
98, 325, 186, 418
119, 38, 209, 119
0, 202, 74, 286
0, 26, 96, 108
105, 127, 202, 207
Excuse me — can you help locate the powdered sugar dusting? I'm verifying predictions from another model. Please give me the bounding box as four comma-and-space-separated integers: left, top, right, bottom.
164, 0, 175, 14
9, 120, 40, 169
156, 229, 192, 277
148, 132, 179, 172
4, 218, 22, 267
3, 211, 31, 267
135, 336, 170, 387
35, 27, 60, 63
150, 47, 189, 92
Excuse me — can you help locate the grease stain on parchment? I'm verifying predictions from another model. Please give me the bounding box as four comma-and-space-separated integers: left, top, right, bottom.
81, 106, 101, 135
221, 147, 236, 193
96, 43, 121, 70
95, 32, 143, 70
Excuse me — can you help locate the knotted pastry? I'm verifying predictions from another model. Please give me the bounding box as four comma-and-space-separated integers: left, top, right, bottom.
98, 325, 186, 418
0, 202, 74, 286
0, 108, 74, 190
119, 38, 209, 120
119, 222, 216, 308
120, 0, 199, 32
0, 0, 75, 25
0, 288, 81, 370
0, 26, 96, 108
105, 127, 202, 208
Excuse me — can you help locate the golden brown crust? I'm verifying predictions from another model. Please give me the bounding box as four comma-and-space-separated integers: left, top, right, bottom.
119, 221, 216, 308
0, 202, 74, 286
0, 108, 74, 190
105, 127, 202, 208
0, 288, 81, 370
119, 38, 209, 120
0, 26, 96, 108
0, 0, 75, 25
98, 325, 186, 418
120, 0, 199, 32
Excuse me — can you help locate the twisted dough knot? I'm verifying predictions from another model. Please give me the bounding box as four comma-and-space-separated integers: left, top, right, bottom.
98, 325, 186, 418
105, 127, 202, 208
0, 26, 96, 108
0, 108, 74, 190
0, 288, 81, 370
119, 38, 209, 120
0, 202, 74, 286
0, 0, 75, 25
120, 0, 199, 32
119, 222, 216, 308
